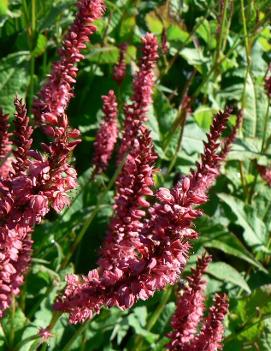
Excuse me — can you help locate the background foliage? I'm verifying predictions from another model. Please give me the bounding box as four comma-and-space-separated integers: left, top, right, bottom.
0, 0, 271, 350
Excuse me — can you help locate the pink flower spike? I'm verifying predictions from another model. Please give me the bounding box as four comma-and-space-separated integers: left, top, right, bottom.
192, 293, 229, 351
32, 0, 106, 126
99, 125, 157, 270
189, 107, 233, 200
113, 43, 128, 85
92, 90, 118, 174
167, 254, 212, 350
117, 33, 158, 161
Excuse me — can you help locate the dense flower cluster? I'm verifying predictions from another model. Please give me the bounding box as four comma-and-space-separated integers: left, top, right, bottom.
118, 33, 158, 160
0, 99, 79, 317
55, 107, 236, 324
92, 90, 118, 174
167, 254, 228, 351
0, 99, 44, 317
113, 43, 128, 85
0, 0, 106, 318
99, 125, 157, 272
55, 125, 157, 322
12, 98, 33, 175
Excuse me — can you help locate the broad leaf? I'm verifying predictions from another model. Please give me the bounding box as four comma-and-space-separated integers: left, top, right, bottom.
207, 262, 251, 293
0, 52, 29, 114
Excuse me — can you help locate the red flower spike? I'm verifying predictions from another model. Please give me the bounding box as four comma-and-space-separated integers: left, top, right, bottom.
113, 43, 128, 85
191, 293, 229, 351
167, 254, 212, 350
33, 0, 105, 127
117, 33, 158, 161
92, 90, 118, 174
12, 98, 33, 175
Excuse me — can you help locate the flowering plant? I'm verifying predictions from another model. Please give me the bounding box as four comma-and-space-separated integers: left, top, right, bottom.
0, 0, 271, 350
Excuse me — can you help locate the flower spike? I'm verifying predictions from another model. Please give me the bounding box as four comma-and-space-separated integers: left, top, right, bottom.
33, 0, 105, 127
55, 106, 238, 324
117, 33, 158, 161
92, 90, 118, 174
113, 43, 128, 85
167, 254, 212, 349
191, 293, 229, 351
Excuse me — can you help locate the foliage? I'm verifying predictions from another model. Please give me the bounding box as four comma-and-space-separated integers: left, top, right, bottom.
0, 0, 271, 350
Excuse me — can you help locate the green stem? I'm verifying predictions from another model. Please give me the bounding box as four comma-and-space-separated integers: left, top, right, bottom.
31, 0, 36, 33
14, 335, 40, 351
193, 37, 240, 99
214, 0, 229, 75
146, 286, 172, 331
239, 161, 248, 201
225, 313, 271, 342
29, 56, 35, 107
132, 286, 172, 351
62, 322, 90, 351
29, 340, 41, 351
159, 13, 211, 81
240, 0, 250, 65
29, 0, 36, 107
39, 311, 63, 351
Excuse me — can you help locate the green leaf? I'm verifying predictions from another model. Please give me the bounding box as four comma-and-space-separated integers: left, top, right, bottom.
0, 0, 8, 16
207, 262, 251, 293
196, 216, 266, 272
153, 302, 175, 334
120, 16, 135, 40
179, 47, 208, 69
127, 313, 158, 343
86, 46, 119, 64
133, 306, 147, 327
218, 193, 268, 248
243, 73, 257, 138
182, 121, 205, 154
2, 308, 27, 346
32, 34, 47, 58
167, 25, 190, 43
193, 105, 216, 130
145, 12, 163, 34
241, 70, 269, 139
195, 18, 216, 49
0, 52, 29, 114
